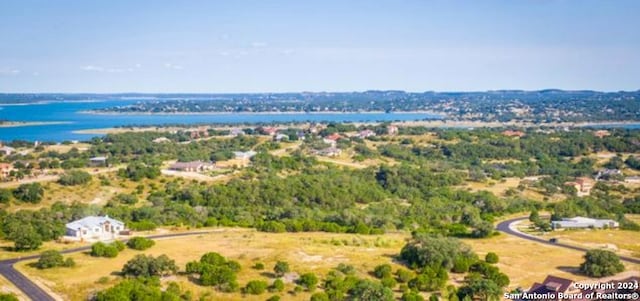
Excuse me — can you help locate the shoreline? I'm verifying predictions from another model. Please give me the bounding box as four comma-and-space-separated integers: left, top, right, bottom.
79, 110, 443, 116
0, 121, 73, 128
72, 120, 640, 135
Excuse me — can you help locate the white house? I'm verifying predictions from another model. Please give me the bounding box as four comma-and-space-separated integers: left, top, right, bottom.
551, 216, 619, 230
234, 151, 257, 160
65, 215, 126, 241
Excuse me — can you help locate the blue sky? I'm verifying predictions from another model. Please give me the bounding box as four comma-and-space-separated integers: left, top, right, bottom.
0, 0, 639, 93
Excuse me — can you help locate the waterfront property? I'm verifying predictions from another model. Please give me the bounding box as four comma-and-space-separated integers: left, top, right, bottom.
65, 215, 126, 241
551, 217, 619, 230
169, 160, 216, 172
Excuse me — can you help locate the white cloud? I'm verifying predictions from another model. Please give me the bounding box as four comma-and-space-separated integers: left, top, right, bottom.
281, 49, 295, 56
164, 63, 184, 70
81, 65, 134, 73
251, 42, 268, 48
0, 68, 20, 75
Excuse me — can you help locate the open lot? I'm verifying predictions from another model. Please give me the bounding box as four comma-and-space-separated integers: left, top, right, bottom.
16, 229, 409, 301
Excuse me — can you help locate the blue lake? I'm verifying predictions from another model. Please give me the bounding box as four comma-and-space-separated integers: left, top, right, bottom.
0, 100, 441, 142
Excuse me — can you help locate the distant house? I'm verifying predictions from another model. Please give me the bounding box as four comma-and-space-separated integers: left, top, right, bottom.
596, 169, 623, 180
358, 130, 376, 139
314, 147, 342, 157
65, 215, 126, 241
89, 156, 108, 167
387, 125, 399, 135
229, 128, 245, 137
594, 130, 611, 138
625, 176, 640, 183
259, 127, 278, 136
324, 133, 342, 141
551, 216, 619, 230
274, 133, 289, 142
152, 137, 171, 143
0, 146, 15, 155
169, 161, 215, 172
502, 130, 525, 137
0, 163, 14, 179
564, 177, 594, 196
523, 275, 578, 300
234, 151, 257, 160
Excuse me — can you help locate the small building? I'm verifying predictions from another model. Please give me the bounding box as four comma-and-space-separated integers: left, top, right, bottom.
0, 163, 14, 179
89, 156, 108, 167
259, 127, 278, 136
314, 147, 342, 157
594, 130, 611, 138
152, 137, 171, 143
502, 130, 525, 137
0, 146, 15, 155
234, 151, 257, 160
324, 133, 342, 141
358, 130, 376, 139
564, 177, 594, 196
387, 125, 399, 135
169, 161, 215, 172
229, 128, 245, 137
551, 216, 619, 230
596, 169, 623, 180
322, 138, 337, 147
65, 215, 126, 241
523, 275, 578, 300
274, 133, 289, 142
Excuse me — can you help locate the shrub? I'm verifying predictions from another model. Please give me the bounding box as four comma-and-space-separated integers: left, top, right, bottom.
273, 261, 290, 277
381, 276, 397, 288
35, 250, 65, 269
126, 237, 155, 250
297, 273, 319, 291
121, 254, 177, 277
13, 183, 44, 203
252, 262, 265, 270
58, 170, 92, 186
373, 264, 393, 279
90, 242, 120, 258
310, 292, 330, 301
485, 252, 499, 264
270, 279, 285, 292
243, 280, 268, 295
396, 268, 413, 283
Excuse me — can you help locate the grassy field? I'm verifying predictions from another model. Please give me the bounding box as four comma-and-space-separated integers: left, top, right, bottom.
540, 229, 640, 258
16, 229, 410, 301
462, 233, 640, 291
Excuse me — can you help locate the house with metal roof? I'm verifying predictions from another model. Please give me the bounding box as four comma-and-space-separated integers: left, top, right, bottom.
65, 215, 126, 241
551, 216, 619, 230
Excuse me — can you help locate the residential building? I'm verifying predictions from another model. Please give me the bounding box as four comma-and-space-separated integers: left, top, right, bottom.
564, 177, 594, 196
520, 275, 640, 301
259, 127, 278, 136
65, 215, 126, 241
521, 275, 579, 301
229, 128, 244, 137
595, 169, 622, 180
387, 125, 399, 135
594, 130, 611, 138
551, 216, 619, 230
314, 147, 342, 157
274, 133, 289, 141
358, 129, 376, 139
152, 137, 171, 143
89, 156, 108, 167
0, 163, 14, 179
0, 146, 15, 155
502, 130, 526, 137
169, 161, 215, 172
234, 151, 257, 160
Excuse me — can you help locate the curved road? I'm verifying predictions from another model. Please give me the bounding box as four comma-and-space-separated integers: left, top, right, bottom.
496, 217, 640, 265
0, 230, 214, 301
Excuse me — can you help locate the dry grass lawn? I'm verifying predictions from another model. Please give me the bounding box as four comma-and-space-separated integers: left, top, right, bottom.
463, 233, 640, 292
539, 229, 640, 258
16, 229, 409, 301
0, 274, 27, 300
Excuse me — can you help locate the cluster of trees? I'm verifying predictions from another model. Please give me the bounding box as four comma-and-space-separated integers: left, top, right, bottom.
91, 241, 125, 258
400, 234, 510, 300
35, 250, 75, 269
185, 252, 241, 292
96, 277, 191, 301
126, 237, 155, 250
57, 170, 92, 186
121, 254, 178, 278
579, 249, 625, 277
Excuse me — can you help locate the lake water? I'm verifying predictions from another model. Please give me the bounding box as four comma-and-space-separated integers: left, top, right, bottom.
0, 100, 441, 142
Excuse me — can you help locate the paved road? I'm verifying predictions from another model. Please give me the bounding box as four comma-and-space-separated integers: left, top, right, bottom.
496, 217, 640, 265
0, 230, 214, 301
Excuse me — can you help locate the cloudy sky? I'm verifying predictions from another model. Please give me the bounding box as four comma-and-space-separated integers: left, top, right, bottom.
0, 0, 639, 93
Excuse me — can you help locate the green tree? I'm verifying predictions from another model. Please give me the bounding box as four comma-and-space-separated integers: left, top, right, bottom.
348, 279, 394, 301
35, 250, 64, 269
485, 252, 499, 264
121, 254, 178, 277
57, 170, 92, 186
0, 188, 12, 204
0, 293, 19, 301
126, 237, 155, 250
298, 273, 319, 291
270, 279, 285, 292
12, 183, 44, 203
373, 264, 393, 279
243, 280, 268, 295
12, 227, 42, 251
579, 249, 625, 277
273, 261, 290, 277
